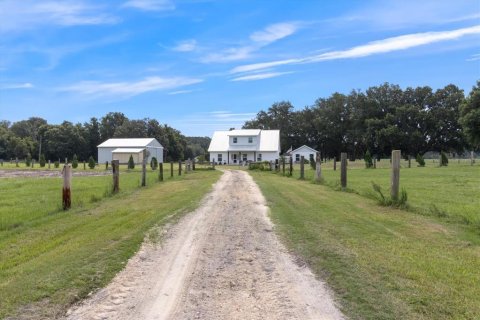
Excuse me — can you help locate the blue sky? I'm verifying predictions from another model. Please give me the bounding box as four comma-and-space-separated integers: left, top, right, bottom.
0, 0, 479, 136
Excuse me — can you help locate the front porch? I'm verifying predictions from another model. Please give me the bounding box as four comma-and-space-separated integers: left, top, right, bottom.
227, 151, 261, 164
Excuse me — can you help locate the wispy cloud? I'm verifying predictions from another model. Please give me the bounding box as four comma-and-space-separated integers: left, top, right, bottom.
200, 22, 300, 63
466, 53, 480, 61
232, 25, 480, 73
122, 0, 175, 11
172, 39, 197, 52
60, 76, 203, 98
231, 71, 294, 81
168, 89, 195, 95
0, 0, 118, 33
0, 83, 34, 90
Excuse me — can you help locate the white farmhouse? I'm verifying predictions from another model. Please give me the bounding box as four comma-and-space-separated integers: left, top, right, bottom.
288, 145, 319, 163
208, 129, 280, 164
97, 138, 164, 164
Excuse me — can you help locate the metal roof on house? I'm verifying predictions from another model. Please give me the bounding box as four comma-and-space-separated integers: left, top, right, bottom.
97, 138, 159, 148
112, 148, 145, 153
208, 129, 280, 152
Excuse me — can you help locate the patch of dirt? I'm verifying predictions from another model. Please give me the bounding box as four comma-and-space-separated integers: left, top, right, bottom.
0, 169, 111, 178
65, 170, 344, 320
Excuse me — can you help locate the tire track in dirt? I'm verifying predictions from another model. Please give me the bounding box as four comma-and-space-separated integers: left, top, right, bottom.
65, 170, 344, 320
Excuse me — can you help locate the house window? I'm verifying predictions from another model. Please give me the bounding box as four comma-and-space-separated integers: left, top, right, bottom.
233, 137, 237, 143
248, 137, 253, 143
295, 154, 300, 162
257, 153, 262, 161
218, 154, 222, 162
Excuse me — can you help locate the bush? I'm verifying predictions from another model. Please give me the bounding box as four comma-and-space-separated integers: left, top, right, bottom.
128, 155, 135, 169
364, 150, 373, 168
72, 154, 79, 168
54, 161, 59, 168
440, 151, 448, 166
39, 154, 46, 167
309, 154, 316, 170
25, 153, 31, 167
88, 156, 96, 169
150, 157, 158, 170
416, 153, 425, 167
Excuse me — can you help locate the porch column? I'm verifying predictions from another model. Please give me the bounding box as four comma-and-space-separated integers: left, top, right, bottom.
227, 151, 230, 164
254, 151, 256, 162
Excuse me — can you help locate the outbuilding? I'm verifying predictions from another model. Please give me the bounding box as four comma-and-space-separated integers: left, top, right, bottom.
287, 145, 319, 163
97, 138, 163, 164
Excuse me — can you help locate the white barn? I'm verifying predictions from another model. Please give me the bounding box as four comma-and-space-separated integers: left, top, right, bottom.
288, 145, 319, 163
208, 129, 280, 164
97, 138, 163, 164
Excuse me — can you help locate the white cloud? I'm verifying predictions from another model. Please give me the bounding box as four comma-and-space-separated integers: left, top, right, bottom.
168, 89, 194, 95
232, 25, 480, 73
172, 40, 197, 52
0, 83, 34, 89
200, 46, 255, 63
250, 22, 298, 44
122, 0, 175, 11
466, 53, 480, 62
0, 0, 118, 33
231, 72, 294, 82
60, 76, 202, 98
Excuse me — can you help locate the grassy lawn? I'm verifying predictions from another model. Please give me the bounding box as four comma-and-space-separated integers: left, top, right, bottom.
0, 169, 221, 319
250, 170, 480, 319
278, 159, 480, 227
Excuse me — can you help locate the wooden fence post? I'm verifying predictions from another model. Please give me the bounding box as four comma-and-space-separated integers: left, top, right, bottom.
300, 156, 305, 179
62, 164, 72, 210
391, 150, 401, 201
289, 156, 293, 176
333, 156, 336, 171
31, 159, 34, 168
275, 159, 279, 172
112, 160, 119, 193
178, 160, 182, 176
282, 157, 285, 175
1, 159, 3, 166
315, 152, 322, 182
159, 162, 164, 181
341, 152, 347, 191
83, 161, 86, 170
141, 154, 147, 187
408, 155, 411, 168
15, 157, 19, 167
471, 151, 475, 166
373, 158, 376, 169
192, 158, 196, 171
170, 161, 174, 177
48, 160, 51, 169
105, 161, 109, 170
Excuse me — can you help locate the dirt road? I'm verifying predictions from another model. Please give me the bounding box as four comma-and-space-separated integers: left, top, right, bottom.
66, 170, 344, 320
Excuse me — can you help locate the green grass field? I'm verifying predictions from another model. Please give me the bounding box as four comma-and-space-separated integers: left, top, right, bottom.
0, 168, 220, 319
274, 159, 480, 227
250, 170, 480, 319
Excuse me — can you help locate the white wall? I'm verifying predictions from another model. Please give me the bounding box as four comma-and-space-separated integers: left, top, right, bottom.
98, 146, 163, 164
293, 150, 316, 163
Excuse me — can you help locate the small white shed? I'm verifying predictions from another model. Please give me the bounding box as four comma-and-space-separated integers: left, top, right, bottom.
97, 138, 163, 164
289, 145, 318, 163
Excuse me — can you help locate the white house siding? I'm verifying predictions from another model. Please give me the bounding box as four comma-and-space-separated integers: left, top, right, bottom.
97, 139, 163, 164
290, 145, 318, 163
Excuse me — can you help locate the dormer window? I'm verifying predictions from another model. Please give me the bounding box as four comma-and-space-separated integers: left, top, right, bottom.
233, 137, 237, 143
248, 137, 253, 143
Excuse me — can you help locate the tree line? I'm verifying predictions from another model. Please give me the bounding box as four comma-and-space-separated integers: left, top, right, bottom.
0, 112, 210, 163
243, 82, 480, 160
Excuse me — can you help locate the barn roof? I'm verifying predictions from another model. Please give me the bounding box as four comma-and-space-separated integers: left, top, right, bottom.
208, 129, 280, 152
290, 145, 318, 153
98, 138, 160, 148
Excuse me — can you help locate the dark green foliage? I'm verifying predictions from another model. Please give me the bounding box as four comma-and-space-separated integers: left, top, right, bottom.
88, 156, 95, 169
39, 154, 46, 167
72, 154, 78, 168
309, 154, 316, 170
459, 81, 480, 149
416, 154, 425, 167
364, 150, 373, 168
25, 153, 31, 167
150, 157, 158, 170
248, 161, 271, 171
128, 155, 135, 169
54, 161, 59, 168
440, 151, 449, 166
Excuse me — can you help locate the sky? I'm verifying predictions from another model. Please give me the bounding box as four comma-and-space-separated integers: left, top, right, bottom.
0, 0, 479, 136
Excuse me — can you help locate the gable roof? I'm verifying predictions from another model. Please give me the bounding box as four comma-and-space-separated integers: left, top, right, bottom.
208, 129, 280, 152
97, 138, 161, 148
290, 145, 318, 154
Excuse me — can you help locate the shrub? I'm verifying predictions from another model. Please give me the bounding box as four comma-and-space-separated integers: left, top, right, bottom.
88, 156, 95, 169
416, 153, 425, 167
371, 182, 408, 208
248, 162, 267, 171
128, 155, 135, 169
72, 154, 79, 168
309, 154, 316, 170
440, 151, 448, 166
364, 150, 373, 168
150, 157, 158, 170
54, 161, 59, 168
39, 154, 46, 167
25, 153, 31, 167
